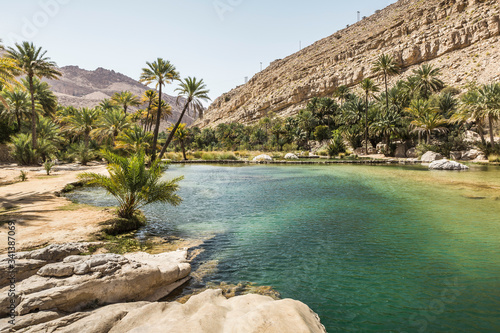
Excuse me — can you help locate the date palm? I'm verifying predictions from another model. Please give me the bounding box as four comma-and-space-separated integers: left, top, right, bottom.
360, 78, 380, 154
169, 123, 189, 160
372, 54, 400, 111
159, 77, 210, 159
0, 89, 31, 131
115, 125, 153, 153
91, 108, 131, 146
78, 150, 182, 220
22, 77, 58, 117
7, 42, 61, 148
64, 107, 100, 149
149, 99, 172, 132
99, 98, 119, 113
140, 58, 179, 162
141, 90, 158, 131
412, 64, 444, 99
333, 85, 351, 107
111, 91, 141, 114
406, 99, 448, 144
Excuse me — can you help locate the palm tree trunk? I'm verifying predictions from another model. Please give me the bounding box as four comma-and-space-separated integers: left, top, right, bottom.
123, 105, 128, 115
181, 141, 187, 160
29, 76, 37, 150
144, 100, 153, 131
384, 71, 389, 111
478, 125, 486, 145
489, 116, 495, 144
158, 99, 191, 160
151, 85, 163, 162
365, 93, 369, 155
427, 131, 430, 144
16, 111, 21, 132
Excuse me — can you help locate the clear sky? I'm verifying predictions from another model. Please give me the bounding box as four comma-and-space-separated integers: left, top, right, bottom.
1, 0, 396, 103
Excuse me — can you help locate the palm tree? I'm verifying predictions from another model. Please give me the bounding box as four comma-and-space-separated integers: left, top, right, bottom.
477, 83, 500, 144
64, 107, 100, 149
371, 110, 401, 152
159, 77, 210, 159
149, 99, 172, 132
7, 42, 61, 148
412, 64, 444, 99
372, 54, 400, 112
140, 58, 179, 161
406, 99, 448, 144
141, 90, 158, 131
91, 108, 131, 146
334, 85, 351, 107
0, 59, 21, 107
115, 125, 153, 153
110, 91, 141, 114
99, 98, 119, 113
78, 150, 182, 221
169, 123, 189, 160
452, 88, 487, 144
0, 89, 31, 131
360, 78, 380, 154
22, 77, 58, 118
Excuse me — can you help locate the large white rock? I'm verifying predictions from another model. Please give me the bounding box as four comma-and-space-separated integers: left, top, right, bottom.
429, 159, 469, 170
285, 153, 299, 159
420, 151, 444, 162
252, 154, 273, 162
0, 250, 191, 317
6, 289, 326, 333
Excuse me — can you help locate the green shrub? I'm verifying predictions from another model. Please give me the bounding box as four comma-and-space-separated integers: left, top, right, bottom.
10, 133, 37, 165
201, 152, 216, 160
18, 170, 28, 182
317, 150, 328, 156
327, 130, 346, 158
219, 152, 238, 160
69, 142, 97, 166
488, 154, 500, 162
193, 151, 203, 159
43, 160, 55, 175
314, 125, 330, 141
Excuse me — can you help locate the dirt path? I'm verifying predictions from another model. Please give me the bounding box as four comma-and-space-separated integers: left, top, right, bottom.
0, 163, 113, 253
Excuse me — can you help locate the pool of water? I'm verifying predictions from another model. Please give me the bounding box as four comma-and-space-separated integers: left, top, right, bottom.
68, 164, 500, 332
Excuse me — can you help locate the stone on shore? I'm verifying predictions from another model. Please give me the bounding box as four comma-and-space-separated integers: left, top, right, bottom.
252, 154, 273, 162
429, 159, 469, 170
0, 250, 190, 318
5, 289, 326, 333
285, 153, 299, 159
420, 151, 444, 162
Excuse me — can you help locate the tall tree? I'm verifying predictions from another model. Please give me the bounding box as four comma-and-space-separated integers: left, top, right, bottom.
0, 89, 31, 131
158, 77, 210, 159
412, 64, 444, 99
91, 108, 131, 146
139, 58, 179, 161
406, 99, 448, 144
64, 107, 100, 149
111, 91, 141, 114
141, 90, 158, 131
22, 77, 58, 117
360, 78, 380, 154
333, 85, 351, 107
372, 54, 400, 112
7, 42, 61, 148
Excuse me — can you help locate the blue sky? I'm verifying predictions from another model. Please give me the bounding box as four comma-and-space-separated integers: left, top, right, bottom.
1, 0, 396, 102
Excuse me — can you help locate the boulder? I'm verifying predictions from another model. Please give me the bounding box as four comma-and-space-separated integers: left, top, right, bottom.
4, 289, 326, 333
461, 149, 480, 160
284, 153, 299, 159
406, 148, 417, 158
0, 250, 191, 317
394, 144, 407, 158
429, 159, 469, 170
450, 151, 462, 160
420, 151, 444, 162
252, 154, 273, 162
473, 154, 488, 162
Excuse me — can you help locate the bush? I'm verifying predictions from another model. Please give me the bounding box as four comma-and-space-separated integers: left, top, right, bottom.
219, 152, 238, 160
488, 154, 500, 162
327, 130, 346, 158
10, 133, 38, 165
43, 160, 55, 175
201, 152, 216, 160
314, 125, 330, 141
69, 142, 97, 166
317, 150, 328, 156
18, 170, 28, 182
476, 143, 500, 158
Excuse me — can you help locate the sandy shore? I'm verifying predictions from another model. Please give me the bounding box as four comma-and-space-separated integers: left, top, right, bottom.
0, 163, 113, 253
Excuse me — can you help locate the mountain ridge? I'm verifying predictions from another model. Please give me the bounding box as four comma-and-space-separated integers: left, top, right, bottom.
196, 0, 500, 128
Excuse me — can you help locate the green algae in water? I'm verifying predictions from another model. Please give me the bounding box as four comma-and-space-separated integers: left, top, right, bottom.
67, 164, 500, 332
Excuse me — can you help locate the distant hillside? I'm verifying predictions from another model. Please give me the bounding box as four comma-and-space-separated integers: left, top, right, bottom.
44, 66, 195, 126
197, 0, 500, 128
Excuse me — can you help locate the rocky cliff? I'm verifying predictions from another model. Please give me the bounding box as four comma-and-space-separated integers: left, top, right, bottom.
196, 0, 500, 128
44, 66, 195, 125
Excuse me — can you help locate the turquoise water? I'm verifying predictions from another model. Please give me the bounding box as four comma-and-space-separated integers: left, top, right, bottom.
68, 164, 500, 332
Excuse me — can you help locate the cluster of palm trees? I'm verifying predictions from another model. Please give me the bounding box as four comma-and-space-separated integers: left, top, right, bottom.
0, 40, 211, 165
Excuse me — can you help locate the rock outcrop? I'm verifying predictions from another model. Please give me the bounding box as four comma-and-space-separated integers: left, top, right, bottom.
2, 289, 326, 333
429, 159, 470, 170
253, 154, 273, 161
196, 0, 500, 128
0, 246, 190, 318
285, 153, 299, 159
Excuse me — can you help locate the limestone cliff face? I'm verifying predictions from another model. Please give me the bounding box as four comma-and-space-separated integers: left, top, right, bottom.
196, 0, 500, 128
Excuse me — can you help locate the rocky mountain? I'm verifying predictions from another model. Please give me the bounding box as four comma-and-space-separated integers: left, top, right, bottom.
44, 66, 195, 126
196, 0, 500, 128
